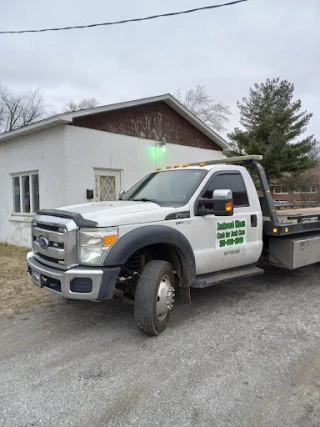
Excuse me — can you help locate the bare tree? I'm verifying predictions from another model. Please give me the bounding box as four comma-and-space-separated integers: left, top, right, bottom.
0, 84, 48, 133
175, 85, 231, 132
0, 97, 4, 131
63, 97, 99, 113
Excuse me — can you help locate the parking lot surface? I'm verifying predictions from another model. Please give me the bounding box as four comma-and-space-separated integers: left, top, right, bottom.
1, 265, 320, 427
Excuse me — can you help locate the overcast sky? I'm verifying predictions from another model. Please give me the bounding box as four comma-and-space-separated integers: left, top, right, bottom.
1, 0, 319, 140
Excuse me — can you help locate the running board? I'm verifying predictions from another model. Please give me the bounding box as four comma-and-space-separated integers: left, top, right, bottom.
192, 265, 264, 289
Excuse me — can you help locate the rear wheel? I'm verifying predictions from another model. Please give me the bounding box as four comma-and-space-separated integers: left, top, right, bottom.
134, 260, 175, 336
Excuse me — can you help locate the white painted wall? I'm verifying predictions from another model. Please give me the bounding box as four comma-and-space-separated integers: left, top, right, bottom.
0, 126, 66, 246
63, 125, 224, 205
0, 124, 223, 247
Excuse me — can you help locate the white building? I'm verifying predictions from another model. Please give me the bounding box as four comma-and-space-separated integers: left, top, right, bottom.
0, 94, 228, 246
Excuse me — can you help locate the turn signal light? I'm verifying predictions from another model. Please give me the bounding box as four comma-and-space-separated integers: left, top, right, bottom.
104, 235, 118, 246
284, 227, 289, 233
272, 228, 278, 234
225, 202, 233, 212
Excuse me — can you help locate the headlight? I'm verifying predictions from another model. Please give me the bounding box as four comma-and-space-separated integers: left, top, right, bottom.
80, 227, 118, 265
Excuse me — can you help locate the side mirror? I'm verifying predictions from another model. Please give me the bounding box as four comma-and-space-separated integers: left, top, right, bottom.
119, 190, 126, 199
212, 189, 233, 216
198, 189, 233, 216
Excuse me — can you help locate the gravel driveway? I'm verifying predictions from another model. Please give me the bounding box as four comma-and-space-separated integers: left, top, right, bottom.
1, 265, 320, 427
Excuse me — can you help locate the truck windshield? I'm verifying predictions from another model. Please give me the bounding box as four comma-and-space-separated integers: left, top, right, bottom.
121, 170, 208, 207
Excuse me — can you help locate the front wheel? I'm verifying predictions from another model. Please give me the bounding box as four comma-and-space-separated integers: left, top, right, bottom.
134, 260, 175, 336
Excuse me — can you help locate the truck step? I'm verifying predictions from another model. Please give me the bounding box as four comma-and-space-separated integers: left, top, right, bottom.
192, 265, 264, 289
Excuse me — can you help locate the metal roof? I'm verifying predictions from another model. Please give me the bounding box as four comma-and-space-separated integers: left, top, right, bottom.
0, 93, 229, 149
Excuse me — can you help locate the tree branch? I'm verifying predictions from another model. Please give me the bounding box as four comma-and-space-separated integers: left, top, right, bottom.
175, 85, 231, 132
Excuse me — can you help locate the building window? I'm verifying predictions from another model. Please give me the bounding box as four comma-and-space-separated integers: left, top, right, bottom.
99, 175, 116, 201
94, 169, 121, 202
202, 171, 250, 207
12, 172, 39, 214
294, 186, 317, 194
273, 186, 288, 194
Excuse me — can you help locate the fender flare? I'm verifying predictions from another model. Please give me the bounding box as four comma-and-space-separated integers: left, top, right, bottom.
104, 225, 196, 285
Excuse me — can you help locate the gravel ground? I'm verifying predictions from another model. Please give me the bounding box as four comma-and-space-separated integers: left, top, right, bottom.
1, 265, 320, 427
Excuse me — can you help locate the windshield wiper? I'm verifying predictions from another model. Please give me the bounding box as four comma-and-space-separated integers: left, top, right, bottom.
133, 198, 158, 204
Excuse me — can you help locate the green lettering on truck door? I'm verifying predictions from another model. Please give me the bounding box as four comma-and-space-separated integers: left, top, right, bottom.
216, 219, 247, 249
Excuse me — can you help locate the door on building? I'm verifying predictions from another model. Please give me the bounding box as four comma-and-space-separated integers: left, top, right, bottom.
94, 169, 121, 202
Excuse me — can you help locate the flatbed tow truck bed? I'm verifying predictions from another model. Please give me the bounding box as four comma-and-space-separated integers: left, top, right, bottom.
276, 207, 320, 223
264, 207, 320, 224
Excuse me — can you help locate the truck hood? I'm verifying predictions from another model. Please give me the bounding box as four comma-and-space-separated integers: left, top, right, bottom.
58, 201, 178, 227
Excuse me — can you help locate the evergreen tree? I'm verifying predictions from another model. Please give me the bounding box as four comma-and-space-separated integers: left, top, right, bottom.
227, 78, 318, 180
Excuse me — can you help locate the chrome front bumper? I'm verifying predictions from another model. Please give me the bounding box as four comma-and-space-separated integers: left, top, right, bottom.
26, 252, 120, 301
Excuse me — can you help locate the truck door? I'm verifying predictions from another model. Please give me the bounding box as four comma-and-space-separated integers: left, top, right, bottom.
192, 169, 263, 275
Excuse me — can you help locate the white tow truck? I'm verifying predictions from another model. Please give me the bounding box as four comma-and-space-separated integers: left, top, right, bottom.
27, 155, 320, 336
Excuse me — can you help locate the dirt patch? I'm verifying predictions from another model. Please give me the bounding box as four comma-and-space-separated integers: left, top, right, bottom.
0, 243, 63, 318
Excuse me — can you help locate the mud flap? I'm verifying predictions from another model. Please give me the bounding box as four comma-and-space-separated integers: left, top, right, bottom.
179, 286, 191, 305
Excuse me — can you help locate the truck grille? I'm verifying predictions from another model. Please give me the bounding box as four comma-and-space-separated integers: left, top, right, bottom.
32, 214, 79, 270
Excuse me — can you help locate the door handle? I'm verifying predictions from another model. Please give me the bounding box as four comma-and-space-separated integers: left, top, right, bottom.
251, 214, 258, 227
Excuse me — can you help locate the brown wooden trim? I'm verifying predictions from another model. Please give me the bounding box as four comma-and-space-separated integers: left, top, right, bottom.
72, 101, 221, 151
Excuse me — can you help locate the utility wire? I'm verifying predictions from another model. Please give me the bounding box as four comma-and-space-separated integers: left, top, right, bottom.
0, 0, 248, 35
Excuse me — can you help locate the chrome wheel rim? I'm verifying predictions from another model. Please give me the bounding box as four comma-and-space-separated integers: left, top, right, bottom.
156, 275, 175, 321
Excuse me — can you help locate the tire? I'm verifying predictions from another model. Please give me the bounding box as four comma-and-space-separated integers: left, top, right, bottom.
134, 260, 175, 336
